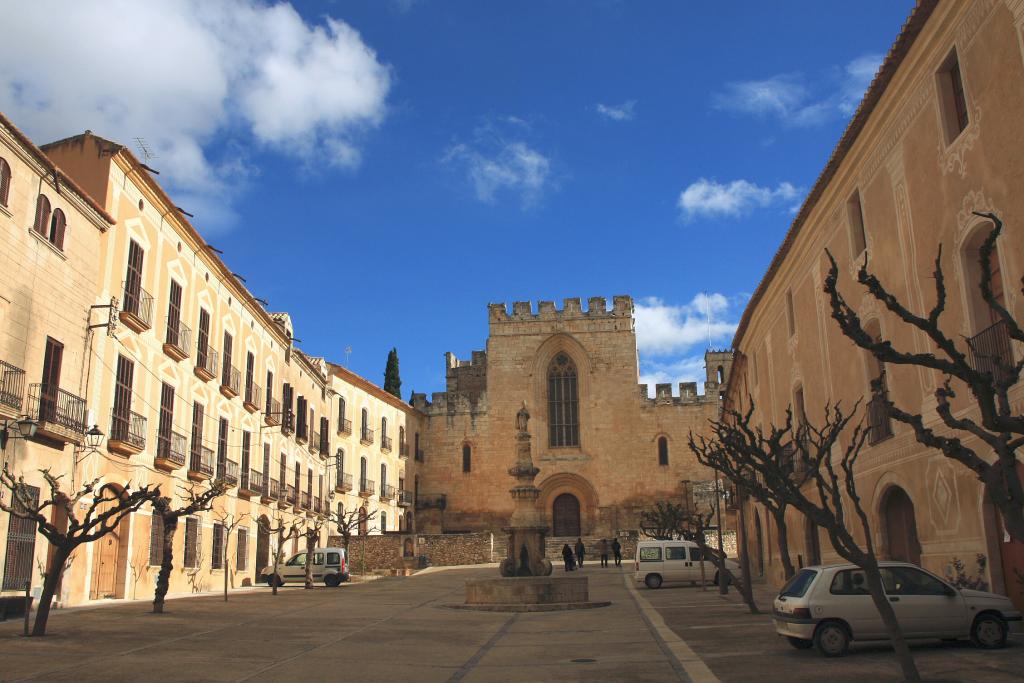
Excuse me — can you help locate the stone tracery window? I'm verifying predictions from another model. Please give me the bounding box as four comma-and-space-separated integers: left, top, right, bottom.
547, 353, 579, 447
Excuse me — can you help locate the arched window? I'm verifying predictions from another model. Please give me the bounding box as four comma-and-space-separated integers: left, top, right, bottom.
963, 224, 1012, 377
0, 157, 11, 207
657, 437, 668, 466
716, 365, 725, 384
337, 396, 346, 425
381, 416, 388, 441
462, 443, 471, 473
33, 194, 51, 237
359, 456, 367, 490
399, 426, 405, 451
361, 408, 369, 440
547, 353, 579, 447
48, 208, 66, 250
380, 463, 387, 488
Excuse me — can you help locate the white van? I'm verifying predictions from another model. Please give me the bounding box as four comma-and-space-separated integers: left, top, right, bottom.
263, 547, 349, 587
633, 539, 738, 589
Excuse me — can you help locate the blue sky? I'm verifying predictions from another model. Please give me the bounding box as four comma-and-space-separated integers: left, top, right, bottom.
0, 0, 915, 398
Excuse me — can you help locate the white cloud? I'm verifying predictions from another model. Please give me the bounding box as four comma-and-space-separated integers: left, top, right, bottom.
0, 0, 391, 230
712, 53, 882, 127
677, 178, 799, 220
596, 100, 636, 121
640, 355, 708, 397
442, 121, 553, 206
635, 294, 737, 356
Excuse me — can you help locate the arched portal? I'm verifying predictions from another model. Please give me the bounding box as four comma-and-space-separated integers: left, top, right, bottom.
881, 486, 921, 564
89, 485, 130, 599
552, 493, 581, 537
754, 509, 765, 577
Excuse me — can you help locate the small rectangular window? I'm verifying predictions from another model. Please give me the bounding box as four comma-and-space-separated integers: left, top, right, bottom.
785, 290, 796, 337
937, 49, 969, 142
236, 529, 248, 571
639, 547, 662, 562
211, 523, 225, 570
848, 191, 867, 258
183, 517, 200, 569
665, 546, 687, 561
689, 547, 702, 562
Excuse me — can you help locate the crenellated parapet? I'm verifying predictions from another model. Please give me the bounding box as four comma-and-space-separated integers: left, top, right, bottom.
411, 389, 489, 417
638, 381, 720, 407
488, 296, 634, 336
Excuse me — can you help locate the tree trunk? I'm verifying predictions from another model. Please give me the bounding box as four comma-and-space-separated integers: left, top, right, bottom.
772, 506, 796, 580
271, 532, 282, 596
736, 491, 760, 614
223, 535, 230, 602
153, 517, 178, 613
863, 564, 920, 682
32, 545, 70, 636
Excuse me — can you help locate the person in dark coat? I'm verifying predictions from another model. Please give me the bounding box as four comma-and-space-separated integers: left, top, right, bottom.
561, 543, 575, 572
612, 538, 622, 567
598, 539, 609, 567
575, 538, 585, 569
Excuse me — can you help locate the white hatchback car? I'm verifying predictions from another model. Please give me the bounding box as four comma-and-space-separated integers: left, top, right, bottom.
262, 547, 349, 587
773, 562, 1022, 656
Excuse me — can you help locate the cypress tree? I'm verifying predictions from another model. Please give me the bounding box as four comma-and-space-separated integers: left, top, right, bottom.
383, 347, 402, 397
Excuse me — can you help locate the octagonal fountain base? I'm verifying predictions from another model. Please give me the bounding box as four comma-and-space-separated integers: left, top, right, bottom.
451, 576, 610, 612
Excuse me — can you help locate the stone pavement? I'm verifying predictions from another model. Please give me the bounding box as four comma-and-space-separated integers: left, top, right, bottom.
1, 566, 1021, 682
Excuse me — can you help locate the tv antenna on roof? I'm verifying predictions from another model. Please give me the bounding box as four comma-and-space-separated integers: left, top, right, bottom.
344, 346, 352, 368
134, 137, 157, 162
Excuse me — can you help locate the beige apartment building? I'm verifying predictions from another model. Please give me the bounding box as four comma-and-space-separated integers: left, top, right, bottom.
0, 127, 418, 607
723, 0, 1024, 609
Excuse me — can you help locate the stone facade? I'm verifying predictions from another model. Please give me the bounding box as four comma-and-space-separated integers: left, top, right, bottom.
412, 298, 728, 538
332, 531, 498, 572
724, 0, 1024, 610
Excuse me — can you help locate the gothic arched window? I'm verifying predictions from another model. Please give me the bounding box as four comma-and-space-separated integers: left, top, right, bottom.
462, 443, 471, 473
548, 353, 579, 447
657, 437, 668, 466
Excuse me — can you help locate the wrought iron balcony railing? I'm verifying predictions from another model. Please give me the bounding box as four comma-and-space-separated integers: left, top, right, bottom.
27, 383, 87, 435
399, 441, 408, 458
265, 397, 281, 426
335, 472, 353, 493
110, 408, 147, 450
398, 490, 413, 506
319, 431, 329, 456
867, 391, 894, 445
968, 319, 1014, 381
244, 382, 262, 412
195, 344, 218, 381
163, 317, 192, 360
338, 418, 352, 435
269, 478, 280, 500
381, 435, 392, 452
360, 426, 374, 445
120, 280, 154, 331
313, 496, 322, 514
221, 363, 241, 398
189, 445, 215, 478
156, 429, 188, 467
0, 359, 26, 413
309, 429, 321, 454
359, 477, 375, 496
380, 483, 396, 501
301, 491, 311, 510
285, 485, 297, 505
247, 468, 264, 493
222, 459, 239, 485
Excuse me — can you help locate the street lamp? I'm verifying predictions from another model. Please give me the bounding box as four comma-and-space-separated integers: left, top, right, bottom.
85, 425, 105, 451
0, 416, 39, 450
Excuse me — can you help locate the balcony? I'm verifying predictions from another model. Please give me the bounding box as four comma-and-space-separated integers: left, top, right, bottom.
360, 427, 374, 446
218, 459, 239, 487
319, 432, 329, 458
187, 445, 215, 482
0, 360, 26, 418
293, 487, 304, 513
264, 478, 280, 504
220, 363, 240, 399
313, 496, 323, 517
240, 468, 263, 498
264, 397, 281, 427
399, 441, 408, 459
381, 435, 392, 453
163, 317, 192, 362
194, 344, 218, 383
867, 391, 894, 446
359, 477, 375, 497
243, 382, 262, 414
398, 490, 413, 507
155, 429, 187, 471
295, 423, 308, 445
308, 429, 320, 455
27, 384, 86, 443
108, 408, 146, 457
280, 484, 295, 510
337, 418, 352, 435
334, 472, 353, 493
968, 319, 1014, 382
379, 483, 396, 502
119, 280, 153, 333
301, 491, 311, 515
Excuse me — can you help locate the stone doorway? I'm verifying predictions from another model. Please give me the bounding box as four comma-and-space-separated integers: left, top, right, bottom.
255, 517, 270, 581
552, 493, 580, 537
90, 503, 129, 599
881, 486, 921, 565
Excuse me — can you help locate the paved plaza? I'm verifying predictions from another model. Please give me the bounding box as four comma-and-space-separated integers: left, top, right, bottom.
0, 567, 1021, 682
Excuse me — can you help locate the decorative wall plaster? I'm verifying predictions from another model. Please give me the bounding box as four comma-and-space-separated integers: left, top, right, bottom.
959, 0, 1000, 49
938, 105, 982, 178
862, 80, 934, 185
926, 458, 962, 536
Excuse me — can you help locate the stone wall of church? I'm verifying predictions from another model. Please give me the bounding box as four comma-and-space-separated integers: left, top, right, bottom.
412, 296, 728, 537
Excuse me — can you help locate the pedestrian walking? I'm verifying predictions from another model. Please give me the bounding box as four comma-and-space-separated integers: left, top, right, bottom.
562, 543, 575, 572
612, 538, 622, 567
598, 539, 609, 567
575, 537, 585, 569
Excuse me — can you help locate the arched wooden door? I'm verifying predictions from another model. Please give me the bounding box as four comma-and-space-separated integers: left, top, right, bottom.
882, 487, 921, 564
90, 509, 128, 599
552, 493, 580, 537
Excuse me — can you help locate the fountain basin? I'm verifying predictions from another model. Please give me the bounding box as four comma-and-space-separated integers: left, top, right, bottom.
454, 576, 609, 612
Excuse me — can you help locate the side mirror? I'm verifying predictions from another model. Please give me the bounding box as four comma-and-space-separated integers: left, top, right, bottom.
943, 585, 957, 597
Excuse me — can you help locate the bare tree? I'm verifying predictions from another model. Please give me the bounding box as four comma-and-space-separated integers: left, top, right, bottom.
301, 517, 325, 589
694, 400, 922, 681
824, 212, 1024, 541
150, 480, 228, 613
690, 413, 802, 580
328, 504, 377, 576
214, 511, 249, 601
639, 501, 692, 541
258, 513, 300, 595
0, 467, 160, 636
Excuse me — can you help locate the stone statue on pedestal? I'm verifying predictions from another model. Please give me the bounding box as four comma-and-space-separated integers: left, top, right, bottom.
500, 402, 553, 577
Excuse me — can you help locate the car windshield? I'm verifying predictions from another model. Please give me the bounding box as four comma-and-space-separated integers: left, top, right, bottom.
779, 569, 817, 598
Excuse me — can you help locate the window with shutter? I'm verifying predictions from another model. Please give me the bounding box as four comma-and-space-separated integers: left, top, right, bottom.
149, 513, 164, 566
167, 281, 183, 347
0, 157, 11, 207
2, 484, 40, 590
222, 332, 233, 386
112, 355, 135, 441
236, 529, 248, 571
48, 209, 66, 250
157, 383, 174, 459
197, 309, 211, 364
245, 352, 254, 398
184, 517, 199, 568
211, 523, 224, 570
241, 431, 251, 488
320, 416, 329, 452
39, 337, 63, 424
216, 419, 229, 478
33, 194, 50, 236
190, 402, 205, 465
124, 240, 144, 316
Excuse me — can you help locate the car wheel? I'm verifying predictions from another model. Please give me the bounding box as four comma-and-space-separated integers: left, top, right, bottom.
644, 574, 663, 589
787, 636, 814, 650
324, 574, 340, 588
970, 613, 1007, 649
814, 621, 849, 657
